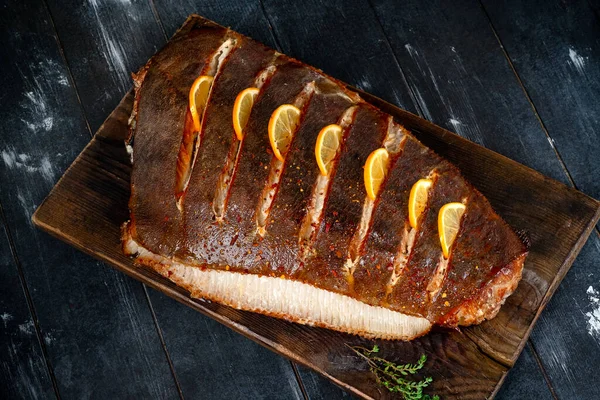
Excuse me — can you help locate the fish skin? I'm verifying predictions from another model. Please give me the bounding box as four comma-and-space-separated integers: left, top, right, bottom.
389, 161, 468, 316
176, 37, 276, 263
274, 104, 389, 294
430, 190, 528, 322
125, 18, 528, 337
176, 61, 322, 274
353, 136, 445, 309
129, 22, 228, 257
264, 80, 356, 274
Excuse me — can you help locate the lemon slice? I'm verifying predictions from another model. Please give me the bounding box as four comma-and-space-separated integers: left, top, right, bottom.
364, 148, 390, 200
189, 75, 214, 132
315, 124, 342, 175
268, 104, 301, 161
408, 179, 433, 229
233, 87, 260, 141
438, 202, 466, 259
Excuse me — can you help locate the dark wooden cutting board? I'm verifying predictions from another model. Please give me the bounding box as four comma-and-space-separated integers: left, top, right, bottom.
32, 15, 600, 399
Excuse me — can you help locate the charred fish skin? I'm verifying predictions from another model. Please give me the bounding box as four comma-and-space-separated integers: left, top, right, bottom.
264, 80, 357, 275
124, 16, 528, 340
180, 61, 323, 274
176, 38, 277, 263
305, 104, 390, 291
122, 226, 433, 341
353, 137, 445, 310
388, 160, 468, 316
429, 190, 528, 323
129, 22, 228, 257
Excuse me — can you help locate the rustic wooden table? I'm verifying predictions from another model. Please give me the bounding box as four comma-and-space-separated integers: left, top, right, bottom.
1, 1, 599, 399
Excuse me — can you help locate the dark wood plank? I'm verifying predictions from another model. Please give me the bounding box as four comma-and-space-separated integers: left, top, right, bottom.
483, 0, 600, 202
355, 0, 555, 390
366, 1, 600, 396
495, 344, 554, 400
147, 288, 304, 399
478, 1, 600, 397
0, 0, 180, 397
152, 0, 277, 46
370, 0, 571, 187
0, 214, 55, 399
296, 365, 354, 399
31, 17, 600, 397
525, 237, 600, 398
45, 0, 165, 131
47, 1, 307, 397
257, 0, 570, 393
260, 0, 417, 113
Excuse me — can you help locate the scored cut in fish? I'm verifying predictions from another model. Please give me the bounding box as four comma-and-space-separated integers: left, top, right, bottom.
122, 16, 529, 340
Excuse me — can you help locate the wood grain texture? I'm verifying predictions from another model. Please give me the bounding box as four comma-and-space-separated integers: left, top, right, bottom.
146, 288, 304, 400
483, 0, 600, 201
296, 364, 354, 399
495, 344, 553, 400
525, 237, 600, 398
0, 215, 55, 399
45, 0, 165, 131
152, 0, 278, 46
480, 1, 600, 397
371, 0, 572, 185
359, 2, 600, 397
257, 4, 594, 395
32, 16, 600, 399
362, 4, 600, 396
44, 0, 305, 396
0, 1, 180, 398
261, 0, 417, 113
4, 2, 598, 398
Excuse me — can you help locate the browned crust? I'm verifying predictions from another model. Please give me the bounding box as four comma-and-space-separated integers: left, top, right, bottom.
438, 253, 527, 327
121, 222, 431, 341
125, 15, 226, 144
125, 65, 150, 144
123, 14, 528, 339
159, 259, 430, 340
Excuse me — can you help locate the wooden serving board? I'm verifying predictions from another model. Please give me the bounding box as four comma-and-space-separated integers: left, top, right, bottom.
32, 15, 600, 400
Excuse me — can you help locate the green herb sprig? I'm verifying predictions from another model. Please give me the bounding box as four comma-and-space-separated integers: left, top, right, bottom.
347, 344, 439, 400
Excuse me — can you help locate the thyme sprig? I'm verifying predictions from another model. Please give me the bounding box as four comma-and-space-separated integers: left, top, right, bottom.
347, 344, 439, 400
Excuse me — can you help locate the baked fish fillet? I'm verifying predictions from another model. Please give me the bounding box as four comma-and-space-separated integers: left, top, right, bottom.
122, 16, 528, 340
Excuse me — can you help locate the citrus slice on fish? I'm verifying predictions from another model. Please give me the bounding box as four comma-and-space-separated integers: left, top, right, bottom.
315, 124, 342, 176
233, 87, 260, 141
189, 75, 214, 132
268, 104, 301, 161
408, 179, 433, 229
364, 148, 390, 200
438, 202, 466, 259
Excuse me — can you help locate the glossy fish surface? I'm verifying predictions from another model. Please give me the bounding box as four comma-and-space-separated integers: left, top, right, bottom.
123, 16, 528, 340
